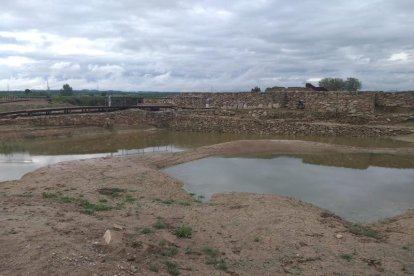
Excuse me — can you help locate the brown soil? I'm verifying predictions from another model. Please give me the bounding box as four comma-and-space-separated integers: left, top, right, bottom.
1, 140, 414, 275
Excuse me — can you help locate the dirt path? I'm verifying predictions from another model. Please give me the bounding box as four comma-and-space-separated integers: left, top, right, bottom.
1, 140, 414, 275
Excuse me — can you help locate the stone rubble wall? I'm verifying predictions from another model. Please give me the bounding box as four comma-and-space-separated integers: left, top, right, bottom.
144, 91, 376, 114
1, 109, 412, 137
375, 92, 414, 109
169, 113, 413, 137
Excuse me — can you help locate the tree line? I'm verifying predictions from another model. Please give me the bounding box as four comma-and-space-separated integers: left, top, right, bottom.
319, 77, 361, 92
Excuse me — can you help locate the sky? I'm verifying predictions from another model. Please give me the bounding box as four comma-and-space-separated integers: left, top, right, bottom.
0, 0, 413, 92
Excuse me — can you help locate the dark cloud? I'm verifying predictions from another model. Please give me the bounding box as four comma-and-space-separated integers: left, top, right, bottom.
0, 0, 413, 91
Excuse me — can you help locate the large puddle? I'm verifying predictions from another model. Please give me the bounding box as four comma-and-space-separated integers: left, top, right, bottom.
164, 154, 414, 223
2, 129, 414, 222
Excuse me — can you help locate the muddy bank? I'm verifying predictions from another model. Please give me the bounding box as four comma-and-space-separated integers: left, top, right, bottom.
1, 140, 414, 275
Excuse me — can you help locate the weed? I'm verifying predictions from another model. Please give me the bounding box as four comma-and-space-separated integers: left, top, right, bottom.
402, 245, 409, 250
162, 199, 175, 204
339, 253, 353, 262
58, 196, 77, 203
79, 200, 112, 214
202, 246, 219, 258
162, 247, 179, 257
206, 258, 227, 271
42, 192, 59, 199
149, 263, 159, 272
99, 198, 108, 203
97, 187, 126, 198
159, 239, 167, 247
254, 237, 260, 242
165, 261, 179, 276
115, 202, 126, 210
141, 228, 152, 234
125, 194, 137, 204
346, 223, 382, 239
197, 195, 205, 200
174, 225, 192, 238
178, 201, 191, 206
153, 220, 167, 230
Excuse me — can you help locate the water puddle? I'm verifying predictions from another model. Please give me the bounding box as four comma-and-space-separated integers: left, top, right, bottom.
164, 154, 414, 222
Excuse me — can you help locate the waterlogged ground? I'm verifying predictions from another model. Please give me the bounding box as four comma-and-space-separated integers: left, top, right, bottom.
1, 128, 413, 182
164, 154, 414, 222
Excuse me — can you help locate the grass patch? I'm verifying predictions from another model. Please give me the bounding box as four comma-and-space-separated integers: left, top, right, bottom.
339, 253, 353, 262
206, 258, 227, 271
162, 247, 179, 257
42, 192, 59, 199
79, 200, 112, 214
153, 220, 167, 230
178, 201, 191, 206
141, 228, 152, 234
346, 223, 382, 239
165, 261, 179, 276
202, 246, 219, 258
43, 191, 112, 214
97, 187, 126, 198
125, 194, 137, 204
149, 263, 159, 272
174, 225, 192, 238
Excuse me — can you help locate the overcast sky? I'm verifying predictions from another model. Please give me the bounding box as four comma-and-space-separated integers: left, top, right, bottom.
0, 0, 413, 92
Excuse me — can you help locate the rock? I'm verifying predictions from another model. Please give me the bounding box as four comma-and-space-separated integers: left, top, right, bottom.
335, 234, 343, 239
113, 224, 124, 231
103, 229, 112, 244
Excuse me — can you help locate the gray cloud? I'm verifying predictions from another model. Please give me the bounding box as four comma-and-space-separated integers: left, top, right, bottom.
0, 0, 413, 91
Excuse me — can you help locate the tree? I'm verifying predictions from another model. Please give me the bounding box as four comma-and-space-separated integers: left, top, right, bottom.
319, 78, 345, 91
344, 77, 362, 92
251, 86, 261, 92
24, 89, 31, 94
60, 84, 73, 96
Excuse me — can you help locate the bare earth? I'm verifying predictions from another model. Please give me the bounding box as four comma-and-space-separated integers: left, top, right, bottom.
1, 140, 414, 275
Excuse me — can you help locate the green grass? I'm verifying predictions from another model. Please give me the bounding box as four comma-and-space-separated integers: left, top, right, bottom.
206, 258, 227, 271
153, 220, 167, 230
162, 247, 179, 257
165, 261, 180, 276
42, 192, 111, 214
42, 192, 59, 199
141, 228, 152, 234
97, 187, 126, 198
339, 253, 353, 262
346, 223, 382, 239
79, 200, 112, 214
202, 246, 219, 258
174, 225, 192, 238
125, 194, 137, 203
149, 263, 159, 272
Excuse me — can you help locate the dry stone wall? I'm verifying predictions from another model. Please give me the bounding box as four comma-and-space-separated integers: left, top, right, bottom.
145, 91, 377, 114
169, 113, 413, 137
375, 92, 414, 109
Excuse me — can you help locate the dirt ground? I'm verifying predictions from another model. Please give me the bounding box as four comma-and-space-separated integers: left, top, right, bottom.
1, 140, 414, 276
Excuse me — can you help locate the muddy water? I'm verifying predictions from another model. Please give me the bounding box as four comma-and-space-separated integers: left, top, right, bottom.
1, 128, 414, 217
164, 154, 414, 222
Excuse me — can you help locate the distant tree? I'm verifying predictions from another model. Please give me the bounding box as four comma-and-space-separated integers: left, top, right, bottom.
319, 78, 345, 91
24, 89, 31, 94
344, 77, 362, 92
251, 86, 261, 92
60, 84, 73, 96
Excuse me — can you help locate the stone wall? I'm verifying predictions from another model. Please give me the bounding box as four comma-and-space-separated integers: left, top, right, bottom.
145, 91, 376, 114
375, 92, 414, 109
1, 109, 412, 137
169, 113, 412, 137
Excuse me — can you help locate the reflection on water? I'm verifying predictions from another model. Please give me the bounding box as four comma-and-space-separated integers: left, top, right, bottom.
0, 145, 183, 182
164, 155, 414, 222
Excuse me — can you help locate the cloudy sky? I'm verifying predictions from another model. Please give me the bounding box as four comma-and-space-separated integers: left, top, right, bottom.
0, 0, 413, 92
